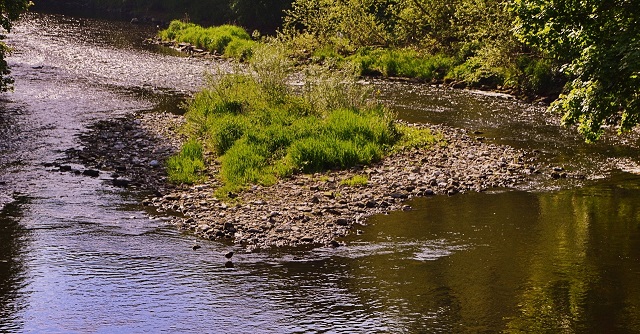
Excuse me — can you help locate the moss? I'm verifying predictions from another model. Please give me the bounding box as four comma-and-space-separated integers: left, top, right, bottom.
340, 174, 369, 187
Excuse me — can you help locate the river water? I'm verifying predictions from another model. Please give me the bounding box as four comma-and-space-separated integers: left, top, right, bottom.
1, 13, 639, 333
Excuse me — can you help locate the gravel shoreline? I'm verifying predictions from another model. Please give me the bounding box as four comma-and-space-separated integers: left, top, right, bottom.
57, 110, 560, 252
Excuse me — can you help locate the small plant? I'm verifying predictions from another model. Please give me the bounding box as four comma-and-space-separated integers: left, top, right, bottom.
391, 125, 442, 152
341, 174, 369, 187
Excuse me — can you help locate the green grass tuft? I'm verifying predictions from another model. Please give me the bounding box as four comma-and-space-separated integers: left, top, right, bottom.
392, 125, 442, 152
158, 20, 257, 58
341, 174, 369, 187
167, 140, 206, 184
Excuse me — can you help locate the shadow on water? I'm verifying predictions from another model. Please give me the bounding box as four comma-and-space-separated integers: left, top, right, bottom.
0, 196, 29, 333
329, 171, 640, 332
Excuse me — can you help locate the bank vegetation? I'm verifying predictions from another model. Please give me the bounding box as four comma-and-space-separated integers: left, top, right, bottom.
152, 0, 638, 143
154, 0, 639, 193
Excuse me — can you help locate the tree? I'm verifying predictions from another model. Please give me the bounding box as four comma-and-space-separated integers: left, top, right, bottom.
513, 0, 640, 142
1, 0, 31, 92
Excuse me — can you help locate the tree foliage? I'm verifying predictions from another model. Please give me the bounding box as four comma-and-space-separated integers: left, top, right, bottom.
284, 0, 639, 140
513, 0, 640, 141
0, 0, 31, 92
283, 0, 555, 92
34, 0, 292, 34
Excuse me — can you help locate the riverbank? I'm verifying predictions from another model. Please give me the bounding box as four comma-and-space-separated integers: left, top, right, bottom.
60, 107, 581, 251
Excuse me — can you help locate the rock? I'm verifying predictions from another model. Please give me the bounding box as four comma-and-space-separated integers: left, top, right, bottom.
149, 160, 160, 167
224, 251, 234, 259
59, 165, 72, 172
192, 244, 201, 250
112, 178, 130, 187
224, 261, 234, 268
365, 200, 377, 208
82, 169, 100, 177
389, 192, 408, 199
301, 236, 314, 242
329, 240, 341, 248
335, 218, 349, 226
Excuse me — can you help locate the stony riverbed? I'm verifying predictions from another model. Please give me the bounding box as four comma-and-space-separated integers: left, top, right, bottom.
56, 110, 583, 251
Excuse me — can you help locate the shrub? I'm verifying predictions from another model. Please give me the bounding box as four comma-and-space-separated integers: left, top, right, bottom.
224, 39, 257, 61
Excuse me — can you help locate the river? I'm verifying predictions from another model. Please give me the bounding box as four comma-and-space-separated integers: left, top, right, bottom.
1, 12, 639, 333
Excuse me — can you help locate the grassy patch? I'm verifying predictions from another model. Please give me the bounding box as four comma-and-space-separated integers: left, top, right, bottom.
340, 174, 368, 187
167, 140, 206, 184
348, 48, 457, 81
168, 43, 441, 196
158, 20, 257, 57
188, 73, 397, 195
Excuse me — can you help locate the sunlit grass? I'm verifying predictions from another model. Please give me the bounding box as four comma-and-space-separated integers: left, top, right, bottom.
340, 174, 369, 187
167, 140, 206, 184
349, 48, 456, 81
158, 20, 257, 57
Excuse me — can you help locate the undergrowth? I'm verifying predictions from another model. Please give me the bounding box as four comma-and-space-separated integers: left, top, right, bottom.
349, 48, 457, 81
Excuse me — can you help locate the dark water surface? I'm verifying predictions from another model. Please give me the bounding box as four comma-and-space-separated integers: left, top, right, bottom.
1, 13, 640, 333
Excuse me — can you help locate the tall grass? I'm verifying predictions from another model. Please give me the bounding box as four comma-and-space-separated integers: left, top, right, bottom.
187, 75, 397, 193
